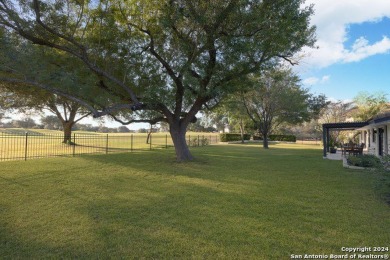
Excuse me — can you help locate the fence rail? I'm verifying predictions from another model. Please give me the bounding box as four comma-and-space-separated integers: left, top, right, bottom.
0, 133, 219, 162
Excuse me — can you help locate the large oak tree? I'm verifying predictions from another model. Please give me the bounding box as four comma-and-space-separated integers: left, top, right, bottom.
0, 0, 316, 161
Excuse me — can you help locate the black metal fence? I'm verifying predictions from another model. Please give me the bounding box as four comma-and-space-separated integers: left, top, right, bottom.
0, 133, 219, 161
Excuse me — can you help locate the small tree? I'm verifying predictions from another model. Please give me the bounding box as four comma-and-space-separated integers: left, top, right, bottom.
319, 100, 355, 145
12, 117, 38, 129
242, 68, 326, 148
207, 96, 252, 143
0, 85, 91, 143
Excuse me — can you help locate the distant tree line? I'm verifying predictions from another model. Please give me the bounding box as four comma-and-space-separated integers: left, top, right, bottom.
0, 115, 218, 134
0, 116, 135, 133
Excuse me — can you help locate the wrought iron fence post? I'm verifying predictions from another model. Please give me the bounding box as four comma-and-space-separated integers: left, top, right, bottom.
106, 134, 109, 154
150, 134, 152, 150
165, 134, 168, 149
131, 134, 133, 152
188, 135, 190, 147
73, 134, 76, 157
198, 135, 200, 147
24, 132, 28, 161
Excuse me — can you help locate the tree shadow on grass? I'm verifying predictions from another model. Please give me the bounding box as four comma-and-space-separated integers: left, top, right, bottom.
1, 145, 389, 258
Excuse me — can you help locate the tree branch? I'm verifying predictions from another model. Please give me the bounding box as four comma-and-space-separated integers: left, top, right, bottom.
74, 112, 92, 124
32, 0, 86, 51
277, 55, 298, 66
146, 31, 184, 116
0, 77, 136, 118
0, 1, 141, 105
109, 114, 166, 126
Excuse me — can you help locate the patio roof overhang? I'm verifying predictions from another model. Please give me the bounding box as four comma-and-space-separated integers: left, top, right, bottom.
322, 121, 369, 158
322, 121, 369, 130
356, 113, 390, 130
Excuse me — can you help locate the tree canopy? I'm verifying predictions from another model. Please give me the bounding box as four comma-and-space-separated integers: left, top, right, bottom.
353, 91, 389, 121
242, 68, 326, 148
0, 0, 316, 160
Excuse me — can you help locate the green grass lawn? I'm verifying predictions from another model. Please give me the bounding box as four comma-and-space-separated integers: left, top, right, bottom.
0, 143, 389, 259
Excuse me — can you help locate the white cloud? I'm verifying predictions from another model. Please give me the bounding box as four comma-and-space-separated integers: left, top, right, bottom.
343, 36, 390, 62
299, 0, 390, 69
303, 77, 319, 85
302, 75, 330, 86
321, 75, 330, 83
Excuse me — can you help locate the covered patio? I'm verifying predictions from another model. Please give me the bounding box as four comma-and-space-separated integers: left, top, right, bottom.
322, 121, 369, 158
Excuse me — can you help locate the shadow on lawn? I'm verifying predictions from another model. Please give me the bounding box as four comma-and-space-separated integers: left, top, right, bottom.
75, 144, 326, 185
1, 145, 388, 258
0, 164, 287, 258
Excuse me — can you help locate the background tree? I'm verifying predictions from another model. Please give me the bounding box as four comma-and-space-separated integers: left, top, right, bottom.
0, 0, 316, 161
11, 117, 38, 129
242, 68, 326, 148
117, 126, 130, 133
353, 91, 389, 121
41, 115, 62, 130
0, 106, 6, 125
207, 96, 253, 142
187, 120, 206, 132
0, 85, 91, 143
202, 113, 229, 133
319, 101, 354, 124
318, 100, 355, 145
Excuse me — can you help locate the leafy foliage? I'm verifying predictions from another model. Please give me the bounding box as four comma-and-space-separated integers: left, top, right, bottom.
0, 0, 316, 160
220, 133, 251, 142
347, 154, 381, 168
269, 135, 296, 142
242, 68, 326, 148
353, 91, 389, 121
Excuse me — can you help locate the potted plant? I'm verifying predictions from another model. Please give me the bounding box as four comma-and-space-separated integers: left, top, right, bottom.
329, 139, 337, 153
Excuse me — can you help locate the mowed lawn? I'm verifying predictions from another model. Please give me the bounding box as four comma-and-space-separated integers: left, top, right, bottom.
0, 143, 389, 259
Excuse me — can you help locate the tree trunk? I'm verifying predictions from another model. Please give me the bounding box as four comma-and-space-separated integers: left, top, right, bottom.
239, 118, 245, 143
170, 124, 193, 161
262, 131, 269, 149
62, 121, 73, 144
146, 124, 152, 144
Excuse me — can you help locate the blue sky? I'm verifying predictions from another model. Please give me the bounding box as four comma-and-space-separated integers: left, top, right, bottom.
298, 0, 390, 101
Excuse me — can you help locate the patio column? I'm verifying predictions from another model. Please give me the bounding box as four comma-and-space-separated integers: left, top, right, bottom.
386, 125, 389, 155
367, 129, 371, 148
376, 128, 379, 156
323, 126, 327, 157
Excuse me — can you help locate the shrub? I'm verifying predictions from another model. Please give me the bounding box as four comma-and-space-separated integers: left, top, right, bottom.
347, 154, 381, 168
268, 135, 296, 142
219, 133, 250, 142
373, 155, 390, 205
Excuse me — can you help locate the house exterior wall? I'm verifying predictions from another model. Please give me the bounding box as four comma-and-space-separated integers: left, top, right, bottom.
364, 123, 390, 156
